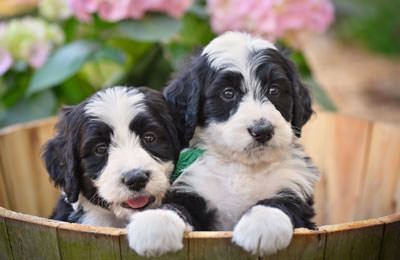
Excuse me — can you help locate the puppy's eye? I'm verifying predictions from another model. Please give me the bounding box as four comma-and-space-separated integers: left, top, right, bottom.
268, 85, 280, 96
143, 133, 156, 144
95, 144, 108, 156
222, 88, 235, 100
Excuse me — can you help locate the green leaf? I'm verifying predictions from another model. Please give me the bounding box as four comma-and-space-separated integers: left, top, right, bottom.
118, 14, 182, 42
27, 41, 99, 95
91, 47, 125, 64
0, 90, 57, 128
305, 77, 337, 112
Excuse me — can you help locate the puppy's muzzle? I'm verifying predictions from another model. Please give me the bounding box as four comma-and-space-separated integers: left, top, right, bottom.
248, 120, 274, 144
122, 169, 150, 191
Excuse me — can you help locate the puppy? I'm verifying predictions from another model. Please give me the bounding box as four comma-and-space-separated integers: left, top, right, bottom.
43, 86, 180, 227
127, 32, 319, 256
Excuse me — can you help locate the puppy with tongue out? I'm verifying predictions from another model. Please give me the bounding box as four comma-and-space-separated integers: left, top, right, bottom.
43, 87, 180, 228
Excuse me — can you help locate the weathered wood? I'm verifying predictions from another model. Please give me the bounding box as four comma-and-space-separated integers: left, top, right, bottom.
263, 228, 327, 260
0, 208, 12, 260
355, 122, 400, 220
57, 222, 121, 260
2, 207, 60, 260
0, 117, 59, 218
302, 113, 373, 225
187, 232, 256, 260
119, 230, 189, 260
378, 214, 400, 260
321, 219, 385, 260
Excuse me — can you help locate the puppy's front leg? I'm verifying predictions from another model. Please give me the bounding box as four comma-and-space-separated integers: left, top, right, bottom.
232, 190, 315, 256
127, 187, 211, 257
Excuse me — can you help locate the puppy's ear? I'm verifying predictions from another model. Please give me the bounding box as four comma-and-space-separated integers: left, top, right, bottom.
283, 56, 312, 137
163, 57, 203, 148
42, 106, 82, 203
291, 79, 312, 137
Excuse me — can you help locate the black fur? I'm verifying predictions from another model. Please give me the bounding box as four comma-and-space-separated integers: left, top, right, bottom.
162, 184, 216, 231
43, 87, 179, 222
255, 190, 316, 229
164, 49, 312, 149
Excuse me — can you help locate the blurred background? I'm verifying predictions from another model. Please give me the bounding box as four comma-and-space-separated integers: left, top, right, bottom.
0, 0, 399, 127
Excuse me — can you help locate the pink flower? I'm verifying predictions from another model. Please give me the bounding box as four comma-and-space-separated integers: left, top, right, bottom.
207, 0, 334, 45
27, 43, 51, 69
70, 0, 193, 22
0, 49, 13, 75
98, 0, 130, 22
69, 0, 99, 22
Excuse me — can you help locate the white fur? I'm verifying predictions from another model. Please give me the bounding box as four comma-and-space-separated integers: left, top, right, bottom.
176, 145, 318, 231
202, 31, 277, 73
80, 87, 174, 223
232, 206, 293, 255
127, 209, 192, 257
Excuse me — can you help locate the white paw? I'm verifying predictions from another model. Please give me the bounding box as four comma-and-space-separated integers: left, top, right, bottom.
232, 206, 293, 256
127, 209, 191, 257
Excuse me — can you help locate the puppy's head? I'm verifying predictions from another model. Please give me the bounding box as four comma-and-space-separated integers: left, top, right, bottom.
43, 87, 179, 220
164, 32, 312, 165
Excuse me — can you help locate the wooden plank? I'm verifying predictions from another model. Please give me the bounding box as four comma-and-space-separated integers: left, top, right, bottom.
2, 208, 60, 260
355, 122, 400, 220
302, 112, 372, 225
186, 232, 255, 260
263, 228, 327, 260
119, 230, 188, 260
0, 118, 59, 218
378, 214, 400, 260
321, 219, 385, 260
301, 113, 332, 226
57, 222, 121, 260
0, 164, 10, 209
0, 208, 13, 260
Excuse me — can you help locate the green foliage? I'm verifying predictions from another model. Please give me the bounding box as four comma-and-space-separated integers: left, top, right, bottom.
334, 0, 400, 55
118, 14, 182, 42
27, 41, 100, 94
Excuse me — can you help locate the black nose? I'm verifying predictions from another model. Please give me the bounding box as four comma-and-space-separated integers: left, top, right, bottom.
122, 170, 150, 191
248, 121, 274, 143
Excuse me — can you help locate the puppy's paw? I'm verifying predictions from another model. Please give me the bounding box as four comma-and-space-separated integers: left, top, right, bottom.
232, 206, 293, 256
127, 209, 191, 257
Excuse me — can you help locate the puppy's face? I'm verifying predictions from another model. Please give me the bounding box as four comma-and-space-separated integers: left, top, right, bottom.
43, 87, 179, 220
164, 32, 312, 165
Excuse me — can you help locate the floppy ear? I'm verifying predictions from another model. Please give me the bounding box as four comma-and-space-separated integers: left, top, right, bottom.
291, 79, 312, 137
163, 57, 203, 148
276, 51, 313, 138
42, 106, 82, 203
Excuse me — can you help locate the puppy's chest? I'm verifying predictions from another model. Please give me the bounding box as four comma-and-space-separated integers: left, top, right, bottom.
182, 159, 279, 231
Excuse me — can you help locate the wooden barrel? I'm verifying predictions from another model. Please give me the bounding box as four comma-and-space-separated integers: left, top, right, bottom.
0, 112, 399, 259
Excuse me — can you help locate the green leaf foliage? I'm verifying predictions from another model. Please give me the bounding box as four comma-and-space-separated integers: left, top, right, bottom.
27, 40, 99, 95
118, 14, 182, 42
0, 90, 57, 127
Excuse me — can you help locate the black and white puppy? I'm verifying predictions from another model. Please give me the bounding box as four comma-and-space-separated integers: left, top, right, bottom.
43, 86, 180, 227
127, 32, 319, 256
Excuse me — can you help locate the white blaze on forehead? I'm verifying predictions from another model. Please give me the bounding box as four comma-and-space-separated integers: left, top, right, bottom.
84, 86, 145, 130
202, 31, 277, 72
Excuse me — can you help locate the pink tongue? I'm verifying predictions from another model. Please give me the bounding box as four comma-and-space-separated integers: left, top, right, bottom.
126, 196, 150, 209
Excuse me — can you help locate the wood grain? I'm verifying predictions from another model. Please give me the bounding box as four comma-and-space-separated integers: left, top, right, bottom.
355, 122, 400, 220
321, 219, 385, 260
0, 118, 59, 218
57, 222, 122, 260
0, 209, 12, 260
378, 214, 400, 260
2, 207, 61, 260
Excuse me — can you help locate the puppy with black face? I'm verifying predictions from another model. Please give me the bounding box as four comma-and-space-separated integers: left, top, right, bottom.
127, 32, 319, 256
43, 86, 180, 227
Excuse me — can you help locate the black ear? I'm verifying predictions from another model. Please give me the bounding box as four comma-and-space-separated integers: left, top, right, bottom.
163, 57, 204, 148
285, 58, 312, 137
291, 79, 312, 137
42, 106, 82, 203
